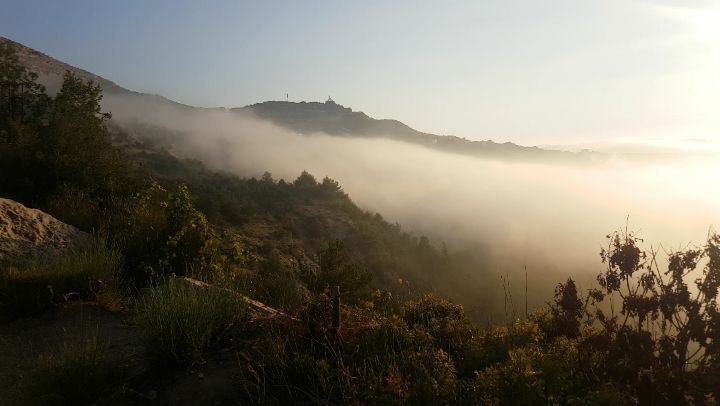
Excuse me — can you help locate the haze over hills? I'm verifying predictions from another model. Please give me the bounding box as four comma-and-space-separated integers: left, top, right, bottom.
238, 100, 601, 162
1, 36, 595, 163
5, 35, 716, 267
8, 33, 717, 289
4, 1, 720, 401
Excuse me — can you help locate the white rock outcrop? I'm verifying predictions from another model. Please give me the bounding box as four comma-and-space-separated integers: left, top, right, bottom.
0, 198, 88, 259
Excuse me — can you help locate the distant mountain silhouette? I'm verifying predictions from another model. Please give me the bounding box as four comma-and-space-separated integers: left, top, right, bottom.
2, 36, 597, 163
237, 100, 597, 162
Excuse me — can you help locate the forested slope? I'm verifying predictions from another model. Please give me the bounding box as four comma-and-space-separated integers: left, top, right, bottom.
2, 39, 719, 405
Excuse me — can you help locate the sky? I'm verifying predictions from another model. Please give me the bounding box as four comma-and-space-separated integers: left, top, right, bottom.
1, 0, 719, 146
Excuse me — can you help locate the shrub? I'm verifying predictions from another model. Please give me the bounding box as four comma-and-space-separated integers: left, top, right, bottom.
347, 314, 430, 360
251, 269, 305, 313
23, 327, 113, 405
398, 349, 459, 405
403, 294, 465, 329
301, 240, 372, 303
44, 185, 100, 232
579, 229, 720, 403
548, 278, 584, 338
403, 294, 472, 357
244, 298, 461, 405
242, 331, 343, 404
113, 182, 223, 286
138, 278, 246, 364
471, 337, 582, 405
0, 240, 122, 322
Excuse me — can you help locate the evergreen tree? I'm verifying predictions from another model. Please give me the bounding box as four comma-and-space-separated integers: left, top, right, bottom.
0, 42, 50, 132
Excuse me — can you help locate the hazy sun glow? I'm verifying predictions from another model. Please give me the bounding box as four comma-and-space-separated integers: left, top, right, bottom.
653, 4, 720, 49
685, 7, 720, 45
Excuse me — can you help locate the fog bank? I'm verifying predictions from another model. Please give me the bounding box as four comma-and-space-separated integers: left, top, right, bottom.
105, 94, 720, 304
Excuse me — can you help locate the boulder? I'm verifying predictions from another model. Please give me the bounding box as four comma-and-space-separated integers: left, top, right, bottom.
0, 198, 88, 259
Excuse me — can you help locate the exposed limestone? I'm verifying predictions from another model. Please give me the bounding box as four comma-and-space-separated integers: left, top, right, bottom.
0, 198, 88, 259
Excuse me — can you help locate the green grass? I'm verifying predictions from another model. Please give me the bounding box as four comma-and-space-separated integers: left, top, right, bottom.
138, 278, 247, 364
23, 327, 113, 406
0, 240, 123, 322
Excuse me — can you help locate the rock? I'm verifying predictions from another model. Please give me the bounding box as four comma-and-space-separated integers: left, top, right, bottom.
178, 276, 299, 323
0, 198, 88, 259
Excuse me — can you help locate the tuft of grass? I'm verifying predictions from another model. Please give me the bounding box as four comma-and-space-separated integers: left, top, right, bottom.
23, 327, 113, 406
0, 240, 123, 322
138, 278, 247, 364
252, 270, 305, 313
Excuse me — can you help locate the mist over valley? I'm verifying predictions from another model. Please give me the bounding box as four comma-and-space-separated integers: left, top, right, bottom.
2, 3, 720, 399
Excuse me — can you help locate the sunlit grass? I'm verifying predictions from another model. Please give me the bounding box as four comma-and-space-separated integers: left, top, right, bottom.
137, 278, 247, 364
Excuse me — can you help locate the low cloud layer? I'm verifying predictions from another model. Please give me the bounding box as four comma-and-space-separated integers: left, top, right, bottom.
105, 94, 720, 306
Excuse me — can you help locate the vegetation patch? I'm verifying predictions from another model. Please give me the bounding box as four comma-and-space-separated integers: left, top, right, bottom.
0, 240, 122, 322
138, 278, 247, 364
22, 327, 113, 406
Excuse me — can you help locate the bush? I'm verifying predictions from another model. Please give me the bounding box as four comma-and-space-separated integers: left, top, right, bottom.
301, 240, 372, 303
113, 182, 223, 286
398, 349, 459, 405
23, 327, 113, 405
577, 229, 720, 403
347, 314, 430, 360
44, 185, 100, 232
243, 298, 460, 405
403, 294, 472, 357
242, 332, 342, 404
138, 278, 247, 364
471, 337, 582, 405
251, 269, 305, 313
0, 240, 122, 322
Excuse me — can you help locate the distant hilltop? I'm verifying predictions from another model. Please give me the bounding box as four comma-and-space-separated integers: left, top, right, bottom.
2, 36, 599, 164
235, 99, 417, 139
236, 100, 598, 163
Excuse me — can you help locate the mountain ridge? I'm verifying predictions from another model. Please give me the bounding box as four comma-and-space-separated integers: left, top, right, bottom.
1, 36, 595, 162
236, 100, 595, 161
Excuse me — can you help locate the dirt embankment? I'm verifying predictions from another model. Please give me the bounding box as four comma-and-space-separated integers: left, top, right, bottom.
0, 198, 88, 259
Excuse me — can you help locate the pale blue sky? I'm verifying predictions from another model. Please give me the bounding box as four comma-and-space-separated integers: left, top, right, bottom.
2, 0, 719, 146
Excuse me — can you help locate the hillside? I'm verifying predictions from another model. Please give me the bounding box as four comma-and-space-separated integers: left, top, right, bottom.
239, 100, 598, 162
0, 36, 201, 116
0, 37, 125, 95
0, 35, 504, 315
2, 35, 720, 405
111, 128, 501, 315
1, 36, 595, 164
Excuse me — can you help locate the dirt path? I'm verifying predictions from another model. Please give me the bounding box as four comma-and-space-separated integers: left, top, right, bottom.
0, 302, 144, 404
